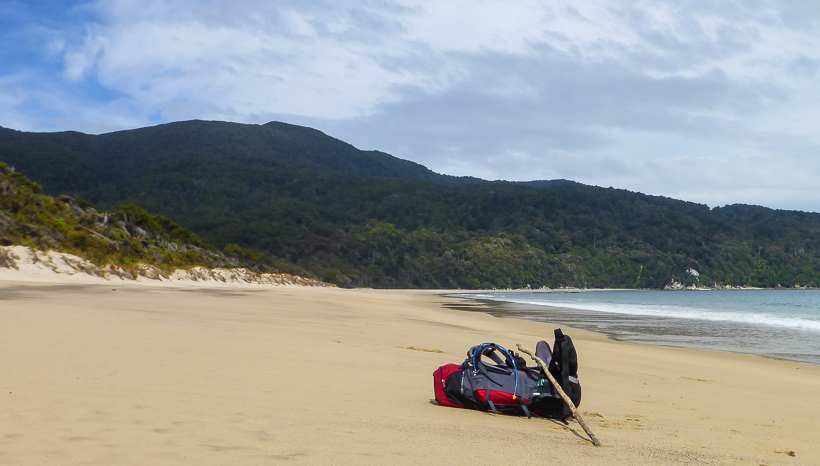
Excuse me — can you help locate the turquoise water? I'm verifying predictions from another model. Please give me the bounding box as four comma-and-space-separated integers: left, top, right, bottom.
457, 290, 820, 365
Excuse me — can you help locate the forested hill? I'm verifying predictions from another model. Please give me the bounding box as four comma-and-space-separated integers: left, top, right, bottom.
0, 162, 284, 273
2, 120, 820, 289
0, 120, 480, 190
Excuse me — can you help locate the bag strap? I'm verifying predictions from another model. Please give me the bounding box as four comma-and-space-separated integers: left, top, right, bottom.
555, 328, 572, 416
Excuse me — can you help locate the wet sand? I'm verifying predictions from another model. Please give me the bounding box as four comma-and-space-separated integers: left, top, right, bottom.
446, 297, 820, 365
2, 277, 819, 464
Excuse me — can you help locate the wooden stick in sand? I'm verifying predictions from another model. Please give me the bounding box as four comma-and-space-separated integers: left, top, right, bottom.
516, 343, 602, 447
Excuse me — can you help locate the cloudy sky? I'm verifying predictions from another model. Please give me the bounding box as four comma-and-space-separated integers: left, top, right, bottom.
3, 1, 820, 212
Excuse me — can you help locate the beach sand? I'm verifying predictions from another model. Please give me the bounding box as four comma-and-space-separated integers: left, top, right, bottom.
2, 275, 819, 464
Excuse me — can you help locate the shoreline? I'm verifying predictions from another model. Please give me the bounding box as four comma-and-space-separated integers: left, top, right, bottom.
2, 274, 820, 464
446, 291, 820, 367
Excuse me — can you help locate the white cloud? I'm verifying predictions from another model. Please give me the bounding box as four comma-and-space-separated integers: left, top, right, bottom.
0, 76, 32, 130
61, 1, 433, 121
60, 1, 820, 125
6, 0, 820, 211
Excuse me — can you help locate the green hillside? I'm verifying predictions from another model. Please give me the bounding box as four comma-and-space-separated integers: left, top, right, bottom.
0, 162, 300, 275
3, 120, 820, 289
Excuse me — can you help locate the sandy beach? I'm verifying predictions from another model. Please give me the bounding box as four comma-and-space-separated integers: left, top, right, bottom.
2, 275, 819, 465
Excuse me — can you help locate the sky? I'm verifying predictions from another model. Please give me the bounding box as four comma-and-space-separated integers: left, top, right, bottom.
2, 1, 820, 212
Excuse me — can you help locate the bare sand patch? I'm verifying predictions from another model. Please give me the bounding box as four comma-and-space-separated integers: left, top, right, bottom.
1, 276, 819, 464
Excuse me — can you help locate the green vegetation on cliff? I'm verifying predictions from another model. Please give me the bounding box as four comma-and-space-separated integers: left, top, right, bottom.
3, 121, 820, 289
0, 162, 298, 274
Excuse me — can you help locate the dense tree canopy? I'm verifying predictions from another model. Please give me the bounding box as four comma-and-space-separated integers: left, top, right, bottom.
3, 121, 820, 289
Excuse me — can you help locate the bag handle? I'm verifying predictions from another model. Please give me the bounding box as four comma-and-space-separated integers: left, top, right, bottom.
471, 343, 520, 400
468, 344, 505, 366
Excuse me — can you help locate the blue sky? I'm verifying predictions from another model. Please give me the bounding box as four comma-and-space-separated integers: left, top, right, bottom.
3, 0, 820, 212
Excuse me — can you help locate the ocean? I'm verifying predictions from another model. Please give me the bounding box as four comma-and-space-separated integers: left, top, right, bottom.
455, 289, 820, 366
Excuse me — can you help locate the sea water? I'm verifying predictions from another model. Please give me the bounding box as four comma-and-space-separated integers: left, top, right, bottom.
456, 290, 820, 366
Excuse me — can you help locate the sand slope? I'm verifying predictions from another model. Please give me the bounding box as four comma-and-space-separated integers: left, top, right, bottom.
1, 278, 819, 464
0, 245, 332, 286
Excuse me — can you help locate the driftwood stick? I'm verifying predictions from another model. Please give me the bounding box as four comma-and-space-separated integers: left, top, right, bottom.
517, 343, 601, 447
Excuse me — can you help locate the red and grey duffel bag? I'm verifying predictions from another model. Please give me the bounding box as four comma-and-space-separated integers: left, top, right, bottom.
433, 328, 581, 418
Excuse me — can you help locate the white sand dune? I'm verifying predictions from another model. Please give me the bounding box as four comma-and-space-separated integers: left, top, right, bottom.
0, 245, 332, 287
